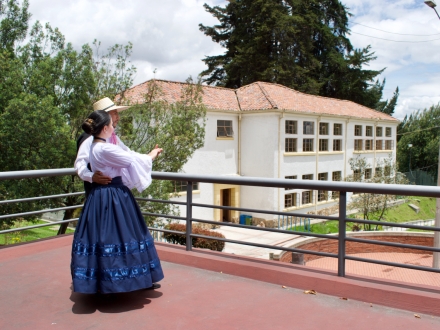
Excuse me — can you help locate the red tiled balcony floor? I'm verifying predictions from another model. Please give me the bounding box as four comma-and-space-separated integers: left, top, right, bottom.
1, 235, 440, 329
307, 253, 440, 287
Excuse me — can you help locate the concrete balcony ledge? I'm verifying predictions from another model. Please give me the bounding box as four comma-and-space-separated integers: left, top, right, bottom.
157, 242, 440, 317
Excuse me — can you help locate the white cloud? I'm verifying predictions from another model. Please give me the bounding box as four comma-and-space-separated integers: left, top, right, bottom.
26, 0, 440, 118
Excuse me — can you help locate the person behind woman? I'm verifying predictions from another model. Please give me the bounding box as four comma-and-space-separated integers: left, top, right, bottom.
71, 110, 164, 294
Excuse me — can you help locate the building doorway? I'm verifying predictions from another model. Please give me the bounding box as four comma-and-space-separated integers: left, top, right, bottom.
221, 188, 231, 222
214, 184, 240, 222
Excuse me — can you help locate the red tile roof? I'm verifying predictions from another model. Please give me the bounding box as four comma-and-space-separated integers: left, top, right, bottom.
117, 79, 398, 122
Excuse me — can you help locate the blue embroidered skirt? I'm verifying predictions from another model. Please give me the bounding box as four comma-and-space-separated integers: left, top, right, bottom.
71, 177, 164, 294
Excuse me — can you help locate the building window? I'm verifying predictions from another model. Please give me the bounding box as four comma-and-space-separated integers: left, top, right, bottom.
332, 171, 341, 181
366, 126, 373, 137
355, 125, 362, 136
353, 169, 361, 181
318, 172, 328, 202
302, 191, 312, 204
174, 181, 199, 192
334, 123, 343, 136
386, 127, 392, 137
333, 139, 342, 151
285, 175, 297, 190
365, 139, 373, 151
385, 140, 394, 150
285, 120, 297, 134
365, 168, 372, 180
217, 120, 233, 137
384, 166, 391, 176
376, 127, 383, 137
318, 190, 328, 202
376, 140, 383, 150
285, 138, 297, 152
376, 167, 382, 176
303, 139, 314, 152
332, 171, 341, 199
319, 123, 329, 135
285, 193, 298, 208
354, 139, 363, 151
303, 121, 314, 135
319, 139, 328, 151
302, 174, 313, 180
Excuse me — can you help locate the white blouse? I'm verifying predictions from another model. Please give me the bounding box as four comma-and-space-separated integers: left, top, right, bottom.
75, 135, 136, 183
89, 142, 153, 193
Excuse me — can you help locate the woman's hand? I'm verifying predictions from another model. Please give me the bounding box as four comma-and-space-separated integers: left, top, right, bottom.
148, 144, 163, 161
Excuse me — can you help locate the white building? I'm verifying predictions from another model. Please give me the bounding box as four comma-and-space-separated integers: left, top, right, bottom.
122, 80, 398, 222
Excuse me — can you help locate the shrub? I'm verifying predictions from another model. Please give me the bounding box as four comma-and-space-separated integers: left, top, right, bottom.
163, 223, 225, 252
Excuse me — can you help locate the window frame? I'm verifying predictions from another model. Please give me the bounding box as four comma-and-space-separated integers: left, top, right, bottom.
302, 190, 313, 205
354, 125, 362, 136
319, 123, 329, 135
285, 138, 297, 152
354, 139, 363, 151
333, 139, 342, 151
285, 120, 298, 134
319, 139, 328, 151
303, 121, 315, 135
385, 127, 392, 137
303, 138, 314, 152
366, 126, 373, 137
376, 127, 383, 137
333, 123, 343, 136
217, 120, 234, 137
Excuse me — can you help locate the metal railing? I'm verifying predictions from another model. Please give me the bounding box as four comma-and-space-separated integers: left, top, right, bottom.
1, 168, 440, 277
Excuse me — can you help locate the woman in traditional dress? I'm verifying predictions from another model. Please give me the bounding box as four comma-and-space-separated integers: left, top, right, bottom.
71, 110, 164, 294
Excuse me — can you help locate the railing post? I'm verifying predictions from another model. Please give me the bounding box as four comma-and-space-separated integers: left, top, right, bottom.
338, 191, 347, 277
186, 181, 193, 251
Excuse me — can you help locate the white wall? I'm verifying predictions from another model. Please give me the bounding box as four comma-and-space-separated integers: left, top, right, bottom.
171, 109, 399, 223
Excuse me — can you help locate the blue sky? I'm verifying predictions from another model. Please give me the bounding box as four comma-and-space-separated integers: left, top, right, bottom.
27, 0, 440, 120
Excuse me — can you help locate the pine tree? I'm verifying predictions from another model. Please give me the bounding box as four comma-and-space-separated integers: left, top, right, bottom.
199, 0, 398, 111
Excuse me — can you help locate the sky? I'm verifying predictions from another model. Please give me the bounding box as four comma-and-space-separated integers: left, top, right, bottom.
26, 0, 440, 120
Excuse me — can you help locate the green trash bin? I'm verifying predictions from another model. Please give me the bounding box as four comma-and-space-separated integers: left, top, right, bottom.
245, 216, 252, 226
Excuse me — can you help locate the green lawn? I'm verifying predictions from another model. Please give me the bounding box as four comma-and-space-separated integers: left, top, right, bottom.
371, 196, 436, 223
288, 196, 435, 235
0, 220, 75, 245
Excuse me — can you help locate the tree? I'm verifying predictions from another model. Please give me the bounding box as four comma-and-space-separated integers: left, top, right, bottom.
346, 155, 408, 231
0, 1, 207, 232
117, 77, 207, 226
397, 104, 440, 179
199, 0, 398, 112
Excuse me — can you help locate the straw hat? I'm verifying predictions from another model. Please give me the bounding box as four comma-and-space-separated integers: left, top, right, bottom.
93, 97, 130, 112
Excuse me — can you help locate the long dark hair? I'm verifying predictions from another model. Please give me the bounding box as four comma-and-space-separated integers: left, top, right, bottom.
82, 110, 111, 136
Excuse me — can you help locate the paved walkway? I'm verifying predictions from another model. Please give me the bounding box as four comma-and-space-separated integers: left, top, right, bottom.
308, 252, 440, 287
1, 237, 440, 329
215, 225, 301, 258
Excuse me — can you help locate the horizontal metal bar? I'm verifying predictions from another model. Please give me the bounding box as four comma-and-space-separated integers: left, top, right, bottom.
346, 218, 440, 232
152, 172, 440, 197
192, 203, 338, 221
346, 255, 440, 274
0, 169, 76, 181
0, 218, 79, 234
148, 228, 182, 235
3, 168, 440, 197
189, 233, 338, 258
140, 212, 187, 221
191, 218, 337, 240
136, 197, 186, 206
0, 205, 83, 220
0, 192, 84, 205
346, 237, 440, 253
